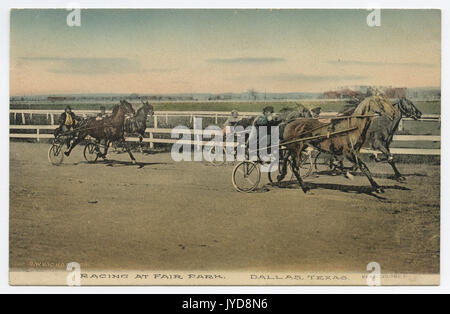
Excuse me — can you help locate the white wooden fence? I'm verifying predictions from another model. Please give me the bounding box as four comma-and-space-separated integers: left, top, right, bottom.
9, 109, 441, 155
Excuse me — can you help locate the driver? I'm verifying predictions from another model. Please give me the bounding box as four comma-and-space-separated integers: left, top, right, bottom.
222, 110, 241, 135
56, 105, 81, 147
248, 106, 280, 152
56, 106, 80, 134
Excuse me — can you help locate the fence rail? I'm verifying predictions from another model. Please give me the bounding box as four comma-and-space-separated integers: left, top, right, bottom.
9, 124, 441, 155
10, 109, 440, 126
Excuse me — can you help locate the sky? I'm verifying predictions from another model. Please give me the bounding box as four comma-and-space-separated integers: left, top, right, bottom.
10, 9, 441, 96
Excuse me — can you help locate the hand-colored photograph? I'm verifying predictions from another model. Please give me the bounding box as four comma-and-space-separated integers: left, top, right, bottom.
9, 9, 441, 285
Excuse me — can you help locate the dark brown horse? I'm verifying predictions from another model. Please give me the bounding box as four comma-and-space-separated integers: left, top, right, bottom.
124, 101, 154, 152
64, 100, 137, 163
281, 95, 397, 193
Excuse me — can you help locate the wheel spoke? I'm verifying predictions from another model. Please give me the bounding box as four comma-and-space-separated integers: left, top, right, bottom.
245, 163, 256, 176
233, 161, 260, 192
244, 176, 255, 186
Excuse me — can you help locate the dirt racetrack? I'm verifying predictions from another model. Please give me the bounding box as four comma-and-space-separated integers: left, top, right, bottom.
10, 142, 440, 274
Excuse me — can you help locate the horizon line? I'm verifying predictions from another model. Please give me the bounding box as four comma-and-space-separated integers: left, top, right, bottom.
10, 86, 442, 98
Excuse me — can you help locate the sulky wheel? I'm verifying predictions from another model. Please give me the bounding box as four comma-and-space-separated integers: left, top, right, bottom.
207, 145, 227, 166
232, 160, 261, 192
48, 143, 65, 165
313, 151, 333, 174
297, 150, 314, 178
83, 142, 100, 163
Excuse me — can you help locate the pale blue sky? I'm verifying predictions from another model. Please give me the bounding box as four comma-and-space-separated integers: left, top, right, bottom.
10, 9, 441, 95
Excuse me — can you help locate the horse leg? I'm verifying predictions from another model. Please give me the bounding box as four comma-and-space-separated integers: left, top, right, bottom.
138, 135, 144, 153
123, 140, 137, 164
64, 133, 85, 156
101, 140, 110, 160
276, 150, 288, 182
345, 151, 383, 193
291, 147, 309, 193
387, 152, 405, 181
358, 159, 384, 193
373, 140, 405, 181
293, 161, 309, 193
371, 138, 389, 162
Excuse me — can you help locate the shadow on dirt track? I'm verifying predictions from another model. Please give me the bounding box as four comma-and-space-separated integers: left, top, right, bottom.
76, 160, 168, 168
314, 169, 428, 179
267, 180, 411, 200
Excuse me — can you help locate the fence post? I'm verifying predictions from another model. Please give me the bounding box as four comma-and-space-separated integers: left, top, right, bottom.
22, 113, 25, 125
36, 128, 40, 142
215, 113, 218, 124
398, 119, 403, 131
50, 114, 54, 125
149, 131, 154, 149
153, 115, 158, 129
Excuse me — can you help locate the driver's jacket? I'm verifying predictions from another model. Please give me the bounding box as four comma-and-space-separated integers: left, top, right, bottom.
249, 114, 281, 148
58, 112, 80, 128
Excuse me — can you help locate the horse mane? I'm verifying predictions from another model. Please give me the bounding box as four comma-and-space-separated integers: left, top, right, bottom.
353, 95, 397, 119
111, 104, 120, 117
338, 104, 358, 116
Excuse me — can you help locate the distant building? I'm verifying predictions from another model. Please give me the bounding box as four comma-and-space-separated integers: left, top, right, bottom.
48, 96, 75, 102
323, 89, 363, 99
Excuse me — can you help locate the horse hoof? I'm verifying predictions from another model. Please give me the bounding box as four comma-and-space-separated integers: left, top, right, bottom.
132, 160, 137, 165
397, 176, 406, 182
64, 151, 70, 157
376, 188, 385, 194
345, 172, 354, 181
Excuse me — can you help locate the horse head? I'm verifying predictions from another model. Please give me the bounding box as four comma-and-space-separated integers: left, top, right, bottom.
119, 100, 136, 116
395, 98, 422, 120
144, 101, 154, 116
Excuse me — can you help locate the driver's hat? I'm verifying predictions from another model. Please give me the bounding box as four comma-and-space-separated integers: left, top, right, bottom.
263, 106, 274, 114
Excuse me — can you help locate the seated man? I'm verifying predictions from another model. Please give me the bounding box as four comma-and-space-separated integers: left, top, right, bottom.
222, 110, 241, 135
248, 106, 282, 153
55, 105, 81, 147
57, 106, 80, 132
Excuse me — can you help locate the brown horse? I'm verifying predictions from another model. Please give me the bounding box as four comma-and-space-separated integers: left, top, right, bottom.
64, 100, 138, 163
281, 95, 397, 193
337, 97, 422, 180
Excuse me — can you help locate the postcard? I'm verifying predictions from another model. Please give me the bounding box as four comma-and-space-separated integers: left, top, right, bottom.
9, 8, 441, 286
